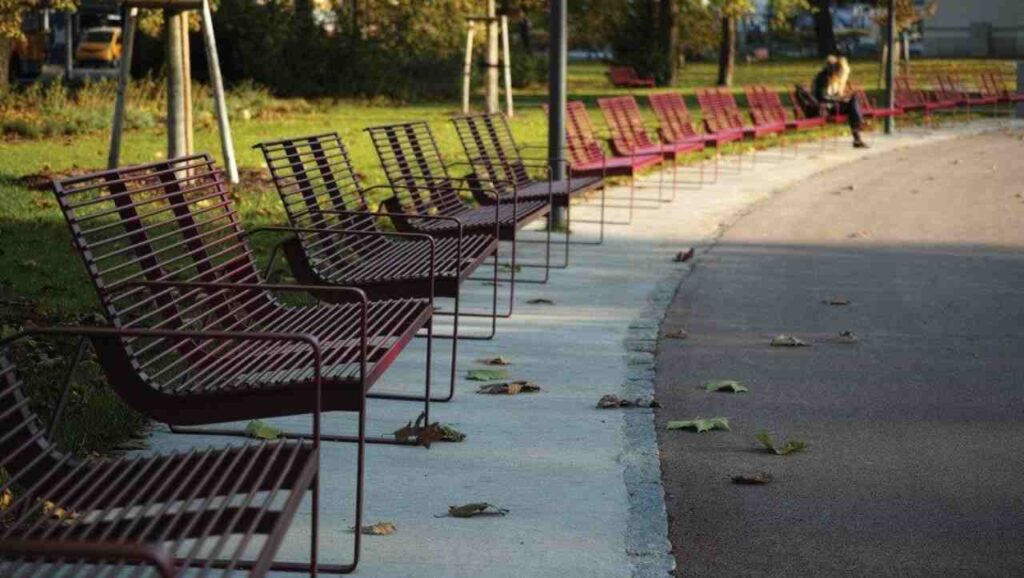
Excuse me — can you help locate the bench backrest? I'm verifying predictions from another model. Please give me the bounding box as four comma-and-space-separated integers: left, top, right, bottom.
366, 122, 463, 216
696, 88, 745, 133
744, 85, 788, 126
648, 93, 700, 143
609, 66, 638, 85
597, 96, 657, 155
53, 156, 274, 385
258, 133, 387, 270
563, 101, 607, 168
0, 354, 70, 524
450, 112, 531, 191
895, 76, 924, 106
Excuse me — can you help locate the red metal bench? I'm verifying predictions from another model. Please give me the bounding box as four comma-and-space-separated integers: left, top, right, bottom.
559, 100, 664, 224
744, 85, 826, 132
849, 82, 903, 122
895, 76, 957, 125
983, 69, 1024, 104
450, 112, 606, 258
256, 133, 501, 399
648, 92, 744, 179
696, 87, 786, 140
609, 66, 655, 88
936, 73, 999, 119
366, 121, 552, 310
597, 95, 705, 195
51, 154, 435, 446
0, 327, 324, 576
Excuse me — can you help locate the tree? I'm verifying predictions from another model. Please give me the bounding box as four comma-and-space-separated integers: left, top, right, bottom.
708, 0, 753, 87
0, 0, 76, 92
658, 0, 679, 85
811, 0, 836, 56
873, 0, 937, 79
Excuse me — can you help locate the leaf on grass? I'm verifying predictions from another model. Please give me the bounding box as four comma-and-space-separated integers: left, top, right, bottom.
770, 335, 808, 347
467, 368, 509, 381
527, 298, 554, 305
351, 521, 397, 535
702, 380, 749, 393
666, 417, 730, 433
245, 420, 283, 440
732, 471, 773, 485
41, 500, 78, 523
477, 356, 511, 366
664, 329, 688, 340
674, 248, 695, 263
443, 503, 509, 518
834, 330, 858, 344
476, 381, 541, 395
393, 414, 465, 448
756, 432, 808, 455
596, 394, 660, 409
821, 298, 851, 306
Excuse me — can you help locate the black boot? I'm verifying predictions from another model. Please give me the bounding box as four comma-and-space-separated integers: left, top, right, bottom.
852, 129, 869, 149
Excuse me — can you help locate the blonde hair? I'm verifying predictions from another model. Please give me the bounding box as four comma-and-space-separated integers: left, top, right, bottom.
827, 57, 851, 98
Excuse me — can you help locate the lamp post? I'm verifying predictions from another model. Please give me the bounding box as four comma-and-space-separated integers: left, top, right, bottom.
548, 0, 567, 227
884, 0, 896, 134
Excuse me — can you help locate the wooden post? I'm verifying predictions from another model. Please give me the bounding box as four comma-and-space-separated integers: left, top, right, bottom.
165, 9, 187, 159
108, 7, 138, 168
200, 0, 239, 183
884, 0, 896, 134
181, 14, 194, 155
501, 15, 513, 117
486, 0, 499, 113
462, 25, 476, 114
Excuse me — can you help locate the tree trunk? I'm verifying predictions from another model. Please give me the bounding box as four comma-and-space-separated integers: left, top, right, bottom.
717, 16, 735, 87
659, 0, 679, 86
0, 37, 13, 91
812, 0, 837, 57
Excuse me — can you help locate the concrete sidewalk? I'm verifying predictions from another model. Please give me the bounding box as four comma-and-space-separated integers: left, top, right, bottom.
144, 119, 1022, 577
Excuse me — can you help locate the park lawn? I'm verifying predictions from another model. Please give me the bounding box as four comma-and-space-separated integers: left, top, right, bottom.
0, 57, 1013, 454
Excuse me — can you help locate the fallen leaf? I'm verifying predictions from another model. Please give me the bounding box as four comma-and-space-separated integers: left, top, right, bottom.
467, 368, 509, 381
666, 417, 730, 433
596, 394, 661, 409
0, 488, 12, 512
770, 335, 808, 347
476, 381, 541, 395
821, 298, 850, 306
245, 420, 283, 440
41, 500, 78, 522
664, 329, 688, 339
527, 298, 554, 305
351, 521, 397, 535
444, 503, 509, 518
674, 248, 695, 262
477, 356, 511, 366
834, 330, 859, 344
732, 471, 773, 485
499, 263, 523, 272
393, 414, 465, 448
756, 432, 808, 455
703, 380, 749, 393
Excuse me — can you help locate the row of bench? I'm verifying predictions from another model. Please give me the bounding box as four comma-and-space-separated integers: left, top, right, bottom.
0, 112, 627, 577
2, 69, 1020, 575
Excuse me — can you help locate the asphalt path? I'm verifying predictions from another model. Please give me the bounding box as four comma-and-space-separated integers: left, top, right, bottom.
655, 130, 1024, 576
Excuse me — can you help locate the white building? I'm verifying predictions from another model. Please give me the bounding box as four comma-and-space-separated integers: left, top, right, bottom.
923, 1, 1024, 58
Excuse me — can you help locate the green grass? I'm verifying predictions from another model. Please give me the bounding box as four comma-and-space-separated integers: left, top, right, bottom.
0, 57, 1015, 455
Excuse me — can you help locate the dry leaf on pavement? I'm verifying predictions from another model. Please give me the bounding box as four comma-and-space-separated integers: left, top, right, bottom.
770, 335, 808, 347
477, 356, 512, 366
596, 394, 660, 409
443, 503, 509, 518
664, 329, 688, 339
476, 381, 541, 395
351, 522, 397, 535
732, 472, 773, 485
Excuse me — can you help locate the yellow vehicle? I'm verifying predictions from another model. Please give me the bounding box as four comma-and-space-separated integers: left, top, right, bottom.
75, 27, 122, 67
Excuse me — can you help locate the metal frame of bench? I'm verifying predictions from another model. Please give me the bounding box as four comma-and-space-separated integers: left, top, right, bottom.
935, 73, 999, 120
556, 100, 665, 225
256, 133, 500, 403
0, 326, 340, 575
696, 87, 786, 166
895, 76, 957, 127
450, 112, 607, 267
51, 154, 436, 450
608, 66, 655, 89
647, 92, 743, 181
366, 121, 552, 311
596, 95, 706, 199
743, 85, 828, 155
848, 82, 903, 124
